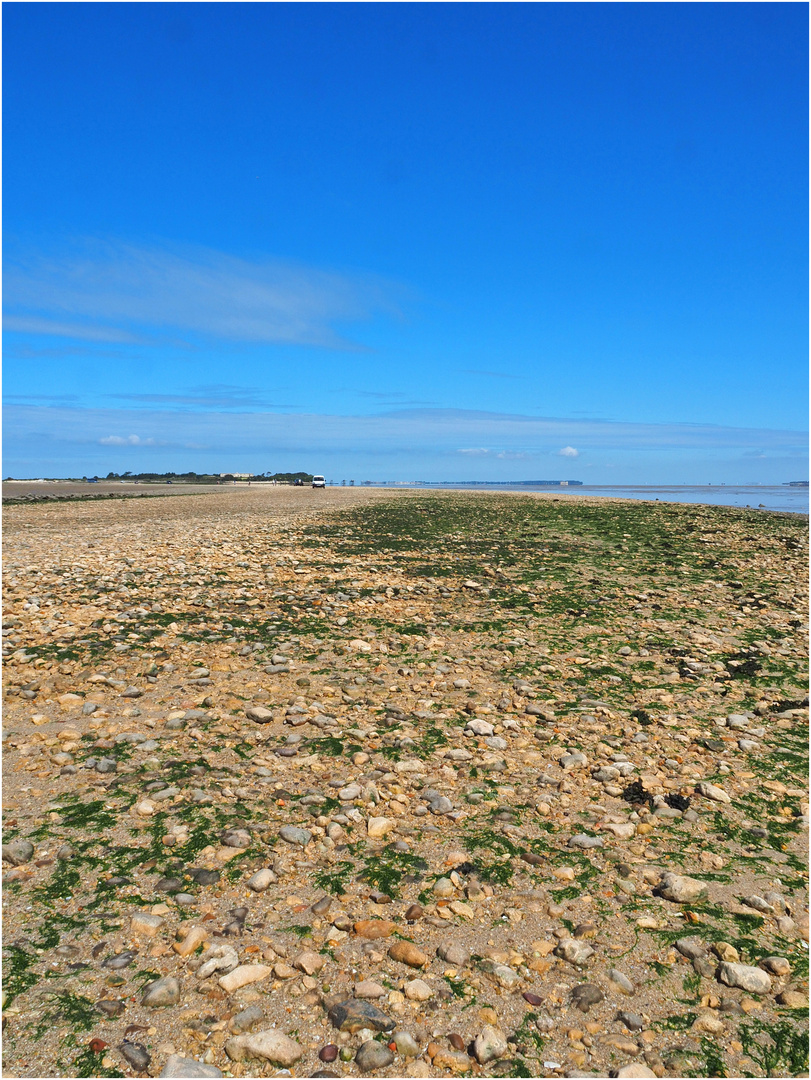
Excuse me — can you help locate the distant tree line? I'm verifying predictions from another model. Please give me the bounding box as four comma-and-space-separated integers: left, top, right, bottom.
100, 470, 314, 483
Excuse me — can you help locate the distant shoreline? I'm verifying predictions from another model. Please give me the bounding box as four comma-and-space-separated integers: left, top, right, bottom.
2, 479, 807, 515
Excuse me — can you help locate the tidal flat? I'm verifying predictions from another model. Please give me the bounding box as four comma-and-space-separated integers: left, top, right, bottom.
2, 487, 808, 1079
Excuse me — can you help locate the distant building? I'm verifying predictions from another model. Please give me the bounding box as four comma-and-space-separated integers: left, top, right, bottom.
219, 472, 252, 479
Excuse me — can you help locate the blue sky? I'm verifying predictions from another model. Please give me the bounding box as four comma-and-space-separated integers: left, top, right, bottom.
3, 2, 807, 481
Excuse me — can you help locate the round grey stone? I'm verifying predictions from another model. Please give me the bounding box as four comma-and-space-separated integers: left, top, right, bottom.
279, 826, 311, 847
2, 840, 34, 866
142, 976, 181, 1007
355, 1041, 395, 1072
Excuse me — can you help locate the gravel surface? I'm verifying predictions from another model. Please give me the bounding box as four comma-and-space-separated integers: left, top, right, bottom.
2, 488, 808, 1078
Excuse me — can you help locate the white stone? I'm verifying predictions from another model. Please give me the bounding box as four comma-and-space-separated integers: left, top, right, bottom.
717, 962, 772, 995
131, 912, 165, 936
472, 1025, 508, 1064
246, 868, 276, 892
657, 872, 708, 903
404, 979, 433, 1001
225, 1029, 303, 1066
367, 817, 395, 839
218, 965, 273, 993
695, 781, 731, 804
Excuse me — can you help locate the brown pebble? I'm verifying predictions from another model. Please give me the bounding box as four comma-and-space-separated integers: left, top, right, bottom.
522, 852, 544, 865
522, 992, 544, 1006
319, 1045, 339, 1062
354, 920, 396, 939
448, 1033, 466, 1051
574, 922, 598, 939
389, 941, 429, 968
426, 1042, 440, 1060
405, 904, 424, 921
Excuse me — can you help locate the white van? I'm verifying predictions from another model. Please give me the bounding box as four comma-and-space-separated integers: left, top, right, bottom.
312, 475, 326, 488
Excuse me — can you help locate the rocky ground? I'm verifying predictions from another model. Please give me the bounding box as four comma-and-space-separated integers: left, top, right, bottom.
2, 480, 228, 505
2, 487, 808, 1080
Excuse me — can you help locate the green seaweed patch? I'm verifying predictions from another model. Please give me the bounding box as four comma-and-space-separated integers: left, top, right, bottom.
52, 799, 118, 832
3, 945, 40, 1005
285, 924, 313, 939
313, 860, 355, 895
359, 844, 428, 898
740, 1019, 808, 1077
308, 736, 345, 757
48, 991, 98, 1031
683, 1037, 729, 1078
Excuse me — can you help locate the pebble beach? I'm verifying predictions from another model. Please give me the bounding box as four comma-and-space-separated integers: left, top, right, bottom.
2, 486, 808, 1079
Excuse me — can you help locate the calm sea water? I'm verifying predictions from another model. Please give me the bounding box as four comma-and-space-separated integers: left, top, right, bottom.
376, 484, 808, 515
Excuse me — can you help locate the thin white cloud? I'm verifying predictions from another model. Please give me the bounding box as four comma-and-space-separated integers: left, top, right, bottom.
98, 434, 157, 446
558, 445, 579, 457
5, 405, 806, 484
3, 315, 146, 344
4, 238, 402, 349
6, 406, 804, 455
109, 385, 274, 409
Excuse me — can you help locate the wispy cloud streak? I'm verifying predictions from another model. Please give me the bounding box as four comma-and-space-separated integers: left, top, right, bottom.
5, 404, 806, 455
4, 403, 806, 482
3, 238, 402, 348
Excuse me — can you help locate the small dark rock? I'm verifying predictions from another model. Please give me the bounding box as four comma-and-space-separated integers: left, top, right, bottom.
617, 1011, 645, 1032
570, 984, 604, 1013
319, 1045, 339, 1062
189, 868, 221, 886
328, 998, 395, 1033
230, 1005, 264, 1033
120, 1041, 152, 1071
220, 829, 250, 849
155, 876, 184, 894
102, 951, 136, 969
95, 999, 126, 1018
